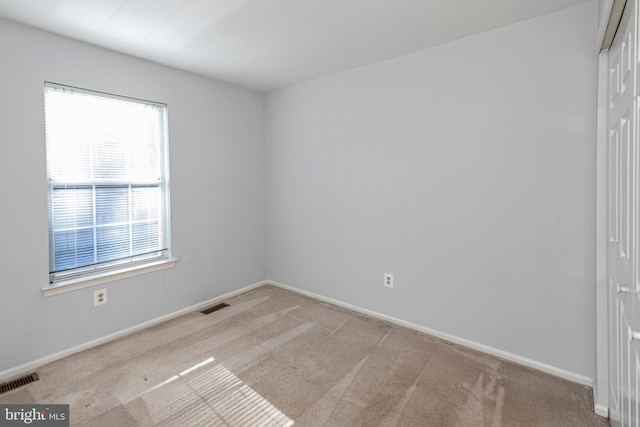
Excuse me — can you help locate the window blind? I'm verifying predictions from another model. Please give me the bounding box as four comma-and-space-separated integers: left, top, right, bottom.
44, 83, 171, 283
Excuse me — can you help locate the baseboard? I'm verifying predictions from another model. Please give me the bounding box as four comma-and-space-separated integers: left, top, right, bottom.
267, 280, 594, 387
0, 280, 268, 383
595, 404, 609, 418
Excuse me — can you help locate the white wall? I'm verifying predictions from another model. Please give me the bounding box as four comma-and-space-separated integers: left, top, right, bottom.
0, 18, 265, 372
597, 0, 609, 21
265, 3, 597, 378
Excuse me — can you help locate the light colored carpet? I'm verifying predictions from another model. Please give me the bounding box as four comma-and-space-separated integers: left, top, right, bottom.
1, 285, 608, 426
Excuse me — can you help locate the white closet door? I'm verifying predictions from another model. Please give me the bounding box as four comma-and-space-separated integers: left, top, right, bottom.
608, 0, 639, 425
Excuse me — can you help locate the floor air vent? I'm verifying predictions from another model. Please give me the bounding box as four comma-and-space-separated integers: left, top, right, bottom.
0, 373, 39, 394
200, 302, 229, 315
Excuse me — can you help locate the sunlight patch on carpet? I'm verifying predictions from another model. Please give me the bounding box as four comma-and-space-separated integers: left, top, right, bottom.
190, 363, 294, 426
141, 356, 294, 426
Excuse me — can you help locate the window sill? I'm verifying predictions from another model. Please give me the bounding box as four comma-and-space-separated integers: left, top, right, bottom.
41, 259, 178, 297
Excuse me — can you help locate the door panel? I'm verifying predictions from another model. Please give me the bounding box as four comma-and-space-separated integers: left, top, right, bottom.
609, 1, 638, 426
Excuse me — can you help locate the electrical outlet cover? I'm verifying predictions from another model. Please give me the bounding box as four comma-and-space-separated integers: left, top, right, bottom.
94, 288, 108, 306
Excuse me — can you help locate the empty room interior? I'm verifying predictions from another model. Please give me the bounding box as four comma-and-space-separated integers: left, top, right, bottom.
0, 0, 630, 425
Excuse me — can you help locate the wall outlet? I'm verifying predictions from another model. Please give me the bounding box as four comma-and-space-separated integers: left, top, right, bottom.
94, 288, 107, 306
384, 273, 394, 288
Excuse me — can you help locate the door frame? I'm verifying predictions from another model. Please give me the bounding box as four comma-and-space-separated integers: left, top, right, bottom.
596, 47, 609, 418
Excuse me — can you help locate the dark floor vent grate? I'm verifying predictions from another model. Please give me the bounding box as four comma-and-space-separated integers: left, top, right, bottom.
0, 373, 39, 394
200, 302, 230, 315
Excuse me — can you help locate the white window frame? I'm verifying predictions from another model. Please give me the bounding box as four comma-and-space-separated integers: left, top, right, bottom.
42, 82, 175, 296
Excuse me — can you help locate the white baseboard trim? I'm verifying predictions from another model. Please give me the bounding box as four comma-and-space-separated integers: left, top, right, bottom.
594, 404, 609, 418
267, 280, 594, 388
0, 280, 268, 383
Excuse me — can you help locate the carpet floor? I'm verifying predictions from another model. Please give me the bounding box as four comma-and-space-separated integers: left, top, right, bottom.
1, 285, 608, 426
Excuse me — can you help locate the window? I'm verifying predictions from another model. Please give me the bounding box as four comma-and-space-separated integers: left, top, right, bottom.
44, 82, 171, 287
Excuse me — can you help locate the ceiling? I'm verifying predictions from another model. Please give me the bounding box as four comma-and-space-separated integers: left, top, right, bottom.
0, 0, 592, 92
